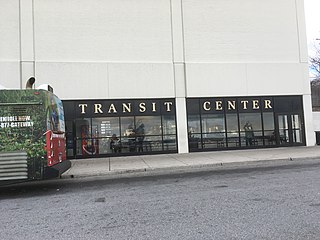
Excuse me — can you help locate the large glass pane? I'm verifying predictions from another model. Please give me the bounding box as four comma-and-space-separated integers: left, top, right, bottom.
65, 120, 74, 158
202, 133, 225, 149
136, 116, 161, 152
201, 114, 225, 149
162, 115, 177, 151
291, 114, 302, 143
189, 133, 202, 150
162, 115, 176, 135
120, 117, 135, 152
144, 135, 163, 152
188, 115, 201, 135
239, 113, 262, 146
263, 112, 276, 145
226, 114, 239, 147
201, 114, 225, 133
163, 135, 177, 151
75, 118, 95, 156
92, 117, 120, 154
188, 115, 201, 151
136, 116, 161, 136
278, 115, 289, 144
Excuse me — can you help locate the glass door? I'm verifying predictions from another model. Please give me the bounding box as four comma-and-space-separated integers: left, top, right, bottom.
277, 114, 303, 145
291, 114, 303, 144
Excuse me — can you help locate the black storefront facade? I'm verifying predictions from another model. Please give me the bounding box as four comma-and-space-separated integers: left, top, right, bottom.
63, 95, 305, 159
63, 98, 178, 158
187, 95, 305, 151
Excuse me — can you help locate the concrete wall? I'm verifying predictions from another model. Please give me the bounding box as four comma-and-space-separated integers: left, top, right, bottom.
183, 0, 308, 97
0, 0, 20, 88
0, 0, 315, 147
33, 0, 174, 99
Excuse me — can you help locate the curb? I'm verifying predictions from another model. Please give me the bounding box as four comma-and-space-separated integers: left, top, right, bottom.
61, 156, 320, 181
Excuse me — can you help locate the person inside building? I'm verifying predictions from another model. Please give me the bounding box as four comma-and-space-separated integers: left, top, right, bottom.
110, 134, 121, 153
135, 121, 145, 152
244, 121, 254, 146
126, 123, 136, 152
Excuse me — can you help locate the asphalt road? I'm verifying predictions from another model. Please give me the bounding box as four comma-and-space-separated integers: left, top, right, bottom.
1, 162, 320, 240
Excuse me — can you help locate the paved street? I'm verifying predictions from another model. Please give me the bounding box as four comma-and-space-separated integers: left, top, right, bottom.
1, 161, 320, 240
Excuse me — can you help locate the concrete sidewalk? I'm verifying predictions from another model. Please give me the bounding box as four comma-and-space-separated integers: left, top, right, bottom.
62, 146, 320, 179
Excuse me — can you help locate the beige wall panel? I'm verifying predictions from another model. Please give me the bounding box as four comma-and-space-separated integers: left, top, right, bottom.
36, 62, 108, 99
183, 0, 299, 62
186, 63, 247, 97
246, 63, 307, 95
0, 62, 20, 89
107, 63, 175, 99
0, 0, 20, 61
34, 0, 172, 62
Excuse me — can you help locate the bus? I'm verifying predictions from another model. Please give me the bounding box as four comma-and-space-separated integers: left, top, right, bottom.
0, 88, 71, 185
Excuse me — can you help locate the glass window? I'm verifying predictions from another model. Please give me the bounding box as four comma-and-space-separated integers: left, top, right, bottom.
226, 114, 239, 147
136, 116, 161, 153
239, 113, 263, 147
186, 96, 305, 152
65, 121, 74, 158
188, 115, 202, 150
136, 116, 162, 136
92, 117, 120, 138
263, 112, 276, 145
189, 133, 201, 150
201, 114, 225, 133
162, 115, 176, 135
188, 114, 201, 135
201, 114, 225, 149
291, 114, 302, 143
64, 99, 178, 157
144, 135, 162, 152
162, 115, 177, 152
75, 118, 93, 156
163, 135, 177, 151
91, 117, 120, 154
120, 117, 136, 153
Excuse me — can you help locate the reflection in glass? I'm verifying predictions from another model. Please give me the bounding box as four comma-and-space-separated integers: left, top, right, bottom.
263, 112, 275, 145
162, 115, 176, 135
136, 116, 161, 136
163, 135, 177, 151
239, 113, 262, 146
201, 114, 225, 149
121, 116, 135, 138
188, 115, 201, 136
278, 115, 289, 144
188, 115, 202, 150
143, 135, 162, 152
162, 115, 177, 151
89, 117, 121, 154
201, 114, 225, 133
202, 133, 225, 149
226, 114, 239, 147
134, 116, 161, 152
65, 121, 74, 157
291, 114, 302, 143
186, 97, 305, 152
92, 117, 120, 138
75, 118, 93, 156
189, 133, 201, 150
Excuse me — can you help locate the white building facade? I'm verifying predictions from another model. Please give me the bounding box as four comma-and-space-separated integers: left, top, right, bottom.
0, 0, 315, 158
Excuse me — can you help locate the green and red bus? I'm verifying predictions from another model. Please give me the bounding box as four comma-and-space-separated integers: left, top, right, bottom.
0, 88, 71, 185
